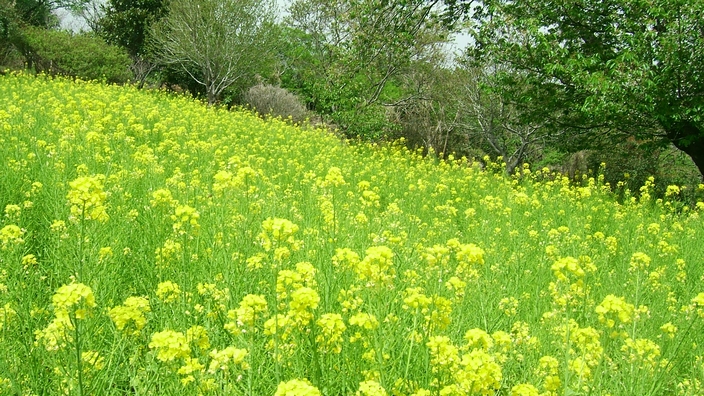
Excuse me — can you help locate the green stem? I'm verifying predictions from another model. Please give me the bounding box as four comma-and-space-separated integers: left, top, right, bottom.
73, 314, 84, 396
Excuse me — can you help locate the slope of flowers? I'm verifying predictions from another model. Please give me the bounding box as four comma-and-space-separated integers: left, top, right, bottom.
0, 73, 703, 395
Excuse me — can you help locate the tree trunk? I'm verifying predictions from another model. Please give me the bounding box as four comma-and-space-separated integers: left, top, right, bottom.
666, 120, 704, 178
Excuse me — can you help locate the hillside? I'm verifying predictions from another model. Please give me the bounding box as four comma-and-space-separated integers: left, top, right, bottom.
1, 73, 703, 395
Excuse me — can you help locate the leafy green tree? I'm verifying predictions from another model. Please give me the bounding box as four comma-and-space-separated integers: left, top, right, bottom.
449, 0, 704, 177
150, 0, 277, 105
283, 0, 450, 139
99, 0, 166, 86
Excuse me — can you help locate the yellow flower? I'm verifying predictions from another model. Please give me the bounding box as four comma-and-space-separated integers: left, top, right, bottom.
108, 296, 150, 336
629, 252, 651, 272
463, 328, 493, 351
52, 283, 96, 319
186, 325, 210, 350
356, 380, 388, 396
148, 330, 190, 362
0, 303, 17, 331
81, 350, 105, 371
207, 347, 249, 373
288, 287, 320, 326
349, 312, 379, 331
316, 313, 346, 354
427, 336, 460, 373
66, 175, 109, 222
274, 379, 322, 396
511, 383, 539, 396
156, 281, 181, 303
228, 294, 268, 331
0, 225, 24, 249
595, 295, 634, 329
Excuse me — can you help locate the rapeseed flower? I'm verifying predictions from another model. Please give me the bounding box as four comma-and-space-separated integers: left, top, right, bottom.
316, 313, 346, 353
0, 303, 17, 331
108, 296, 150, 336
0, 225, 24, 249
357, 380, 387, 396
595, 295, 634, 329
274, 379, 321, 396
207, 346, 249, 373
66, 175, 109, 222
510, 383, 540, 396
156, 280, 181, 303
52, 283, 96, 319
148, 329, 190, 362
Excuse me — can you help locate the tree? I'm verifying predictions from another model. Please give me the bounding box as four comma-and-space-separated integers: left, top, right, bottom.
283, 0, 451, 138
448, 0, 704, 177
150, 0, 277, 105
99, 0, 167, 86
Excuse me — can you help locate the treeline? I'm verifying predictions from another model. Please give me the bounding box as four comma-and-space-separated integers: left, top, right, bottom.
2, 0, 703, 199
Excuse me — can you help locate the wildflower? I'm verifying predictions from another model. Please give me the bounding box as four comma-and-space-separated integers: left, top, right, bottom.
357, 380, 388, 396
0, 225, 24, 249
274, 379, 322, 396
511, 383, 540, 396
403, 287, 432, 311
288, 287, 320, 326
66, 175, 109, 222
186, 325, 210, 350
207, 347, 249, 373
156, 281, 181, 303
34, 313, 73, 351
454, 349, 502, 394
171, 205, 200, 235
108, 296, 151, 336
499, 296, 519, 316
355, 246, 395, 287
258, 217, 299, 251
81, 350, 105, 371
177, 357, 204, 386
349, 312, 379, 331
52, 283, 96, 319
463, 328, 493, 351
0, 303, 17, 331
21, 254, 38, 268
629, 252, 651, 272
595, 295, 634, 328
427, 336, 460, 373
660, 322, 677, 339
155, 239, 182, 268
316, 313, 346, 353
3, 204, 20, 220
536, 356, 561, 392
227, 294, 268, 332
150, 188, 176, 208
692, 293, 704, 318
621, 337, 661, 371
148, 330, 190, 362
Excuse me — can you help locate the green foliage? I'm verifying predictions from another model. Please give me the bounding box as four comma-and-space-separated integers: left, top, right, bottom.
2, 73, 704, 395
22, 26, 132, 83
464, 0, 704, 177
150, 0, 277, 105
99, 0, 167, 58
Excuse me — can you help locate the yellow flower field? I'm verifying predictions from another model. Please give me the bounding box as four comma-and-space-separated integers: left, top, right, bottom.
0, 73, 703, 395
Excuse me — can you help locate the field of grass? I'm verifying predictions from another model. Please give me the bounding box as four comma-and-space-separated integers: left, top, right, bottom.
1, 73, 703, 395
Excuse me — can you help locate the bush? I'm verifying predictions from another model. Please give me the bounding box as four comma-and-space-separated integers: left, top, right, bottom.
21, 26, 132, 83
243, 84, 308, 123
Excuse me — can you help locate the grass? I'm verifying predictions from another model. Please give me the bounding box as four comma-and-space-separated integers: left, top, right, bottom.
0, 72, 703, 395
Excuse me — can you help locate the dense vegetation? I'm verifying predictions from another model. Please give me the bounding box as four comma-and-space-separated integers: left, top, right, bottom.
1, 0, 702, 193
1, 73, 704, 395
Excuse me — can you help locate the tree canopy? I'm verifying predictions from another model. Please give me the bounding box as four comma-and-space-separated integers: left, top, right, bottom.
457, 0, 704, 176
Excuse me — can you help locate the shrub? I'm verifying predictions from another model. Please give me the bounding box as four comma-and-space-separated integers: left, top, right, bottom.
243, 83, 308, 123
21, 26, 132, 83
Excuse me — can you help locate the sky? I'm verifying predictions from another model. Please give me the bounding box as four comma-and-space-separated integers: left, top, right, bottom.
57, 0, 471, 53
